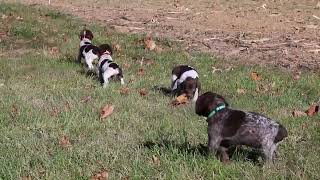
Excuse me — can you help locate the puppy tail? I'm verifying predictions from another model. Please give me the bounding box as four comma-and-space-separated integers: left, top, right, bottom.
274, 124, 288, 143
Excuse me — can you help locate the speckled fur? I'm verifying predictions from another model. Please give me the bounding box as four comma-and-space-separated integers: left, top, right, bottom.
195, 92, 288, 163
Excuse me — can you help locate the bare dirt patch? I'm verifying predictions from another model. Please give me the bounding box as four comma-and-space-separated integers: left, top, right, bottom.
12, 0, 320, 70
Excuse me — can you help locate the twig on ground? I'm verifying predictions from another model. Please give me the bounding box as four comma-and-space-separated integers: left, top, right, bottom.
312, 15, 320, 20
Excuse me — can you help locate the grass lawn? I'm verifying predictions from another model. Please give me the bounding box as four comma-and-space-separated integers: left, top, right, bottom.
0, 3, 319, 179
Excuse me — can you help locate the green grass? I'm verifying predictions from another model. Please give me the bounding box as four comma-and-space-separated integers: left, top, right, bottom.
0, 3, 320, 179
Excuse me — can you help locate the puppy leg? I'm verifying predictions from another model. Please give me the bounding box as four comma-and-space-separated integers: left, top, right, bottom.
102, 70, 117, 88
208, 128, 222, 156
217, 146, 230, 163
192, 88, 199, 102
262, 142, 277, 164
120, 78, 125, 85
171, 75, 178, 89
86, 58, 95, 71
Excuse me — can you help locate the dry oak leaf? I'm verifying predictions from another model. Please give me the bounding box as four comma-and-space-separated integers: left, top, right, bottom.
171, 94, 189, 106
293, 71, 301, 80
50, 47, 59, 56
123, 63, 131, 70
144, 36, 157, 50
90, 170, 109, 180
80, 95, 92, 103
10, 104, 19, 118
236, 88, 246, 94
139, 88, 148, 96
292, 110, 307, 117
100, 105, 114, 119
137, 68, 145, 76
112, 43, 121, 52
21, 175, 32, 180
152, 155, 160, 166
306, 104, 319, 117
59, 135, 71, 147
120, 87, 130, 95
250, 72, 262, 81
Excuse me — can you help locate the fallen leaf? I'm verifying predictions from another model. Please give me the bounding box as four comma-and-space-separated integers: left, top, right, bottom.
306, 104, 319, 117
292, 110, 307, 117
0, 31, 7, 39
84, 84, 96, 89
123, 63, 131, 70
139, 88, 148, 96
137, 68, 145, 76
112, 43, 121, 52
293, 71, 301, 80
1, 14, 8, 19
212, 66, 223, 74
91, 170, 109, 180
236, 88, 246, 94
144, 59, 154, 66
22, 175, 32, 180
63, 35, 69, 42
120, 87, 130, 95
139, 58, 154, 66
10, 104, 19, 118
50, 47, 59, 56
171, 94, 189, 106
49, 107, 60, 117
250, 72, 262, 81
81, 95, 92, 103
16, 16, 23, 20
123, 176, 130, 180
154, 46, 163, 53
100, 105, 114, 119
64, 101, 71, 112
144, 36, 156, 50
152, 155, 160, 166
59, 135, 71, 147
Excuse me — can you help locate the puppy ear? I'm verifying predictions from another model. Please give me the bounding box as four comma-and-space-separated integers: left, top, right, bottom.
89, 33, 93, 40
195, 92, 214, 117
216, 94, 228, 106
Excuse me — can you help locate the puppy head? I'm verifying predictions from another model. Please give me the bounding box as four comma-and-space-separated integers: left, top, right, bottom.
99, 44, 113, 56
195, 92, 228, 117
181, 77, 198, 99
79, 29, 94, 40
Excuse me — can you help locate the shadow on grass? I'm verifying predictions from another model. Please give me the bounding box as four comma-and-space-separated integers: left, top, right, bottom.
143, 140, 263, 165
152, 85, 174, 97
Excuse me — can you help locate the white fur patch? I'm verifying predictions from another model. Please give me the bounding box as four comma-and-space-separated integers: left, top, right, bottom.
172, 70, 198, 90
84, 49, 99, 70
192, 88, 199, 102
98, 54, 113, 67
80, 38, 91, 47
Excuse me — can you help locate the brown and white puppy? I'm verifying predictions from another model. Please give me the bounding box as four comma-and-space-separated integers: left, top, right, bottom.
77, 29, 100, 71
195, 92, 288, 163
171, 65, 200, 102
97, 44, 124, 88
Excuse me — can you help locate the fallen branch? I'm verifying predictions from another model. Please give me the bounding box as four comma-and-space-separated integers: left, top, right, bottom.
312, 15, 320, 20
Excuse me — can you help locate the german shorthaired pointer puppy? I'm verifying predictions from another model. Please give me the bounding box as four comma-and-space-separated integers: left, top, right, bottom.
97, 44, 124, 88
195, 92, 288, 163
78, 30, 100, 71
171, 65, 200, 102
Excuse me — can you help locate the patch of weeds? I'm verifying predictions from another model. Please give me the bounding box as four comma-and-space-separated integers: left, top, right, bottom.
44, 11, 67, 19
11, 23, 35, 39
